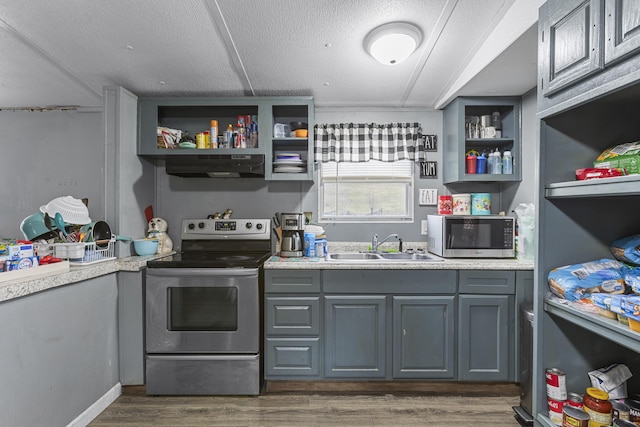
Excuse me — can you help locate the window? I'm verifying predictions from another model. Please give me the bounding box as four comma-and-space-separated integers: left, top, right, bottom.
319, 160, 413, 223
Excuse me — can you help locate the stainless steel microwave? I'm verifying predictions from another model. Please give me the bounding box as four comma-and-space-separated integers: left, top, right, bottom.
427, 215, 515, 258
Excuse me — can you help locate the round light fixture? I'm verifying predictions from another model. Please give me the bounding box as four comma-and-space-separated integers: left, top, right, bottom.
364, 22, 422, 65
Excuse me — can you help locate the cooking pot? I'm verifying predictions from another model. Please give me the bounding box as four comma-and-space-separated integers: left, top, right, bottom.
81, 221, 132, 248
20, 212, 59, 241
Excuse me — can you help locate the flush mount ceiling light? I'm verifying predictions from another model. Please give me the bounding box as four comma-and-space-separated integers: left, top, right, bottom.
364, 22, 422, 65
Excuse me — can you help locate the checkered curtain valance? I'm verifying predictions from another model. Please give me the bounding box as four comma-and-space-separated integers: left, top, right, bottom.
314, 122, 425, 163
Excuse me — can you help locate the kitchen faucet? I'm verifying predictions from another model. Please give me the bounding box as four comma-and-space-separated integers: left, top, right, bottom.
371, 233, 401, 252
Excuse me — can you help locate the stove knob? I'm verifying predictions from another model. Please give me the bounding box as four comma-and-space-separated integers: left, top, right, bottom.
198, 222, 205, 229
256, 223, 263, 230
188, 223, 195, 230
246, 222, 253, 229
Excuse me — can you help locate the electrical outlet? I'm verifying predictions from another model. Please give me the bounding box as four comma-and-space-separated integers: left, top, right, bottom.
421, 220, 428, 235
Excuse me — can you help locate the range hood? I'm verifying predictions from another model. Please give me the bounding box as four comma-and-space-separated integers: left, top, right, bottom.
165, 154, 265, 178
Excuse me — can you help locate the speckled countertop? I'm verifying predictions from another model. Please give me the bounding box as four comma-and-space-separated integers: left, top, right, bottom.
0, 253, 171, 303
265, 242, 534, 271
1, 242, 534, 304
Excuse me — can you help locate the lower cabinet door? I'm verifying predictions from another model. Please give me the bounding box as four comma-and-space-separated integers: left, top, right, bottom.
392, 296, 456, 379
324, 295, 386, 378
458, 294, 512, 381
265, 337, 320, 378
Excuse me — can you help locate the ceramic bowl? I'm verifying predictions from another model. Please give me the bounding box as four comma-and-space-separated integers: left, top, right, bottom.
133, 239, 158, 256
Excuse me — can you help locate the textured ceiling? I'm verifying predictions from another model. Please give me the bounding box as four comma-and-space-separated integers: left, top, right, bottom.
0, 0, 542, 110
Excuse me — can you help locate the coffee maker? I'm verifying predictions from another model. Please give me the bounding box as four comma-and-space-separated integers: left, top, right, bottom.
279, 212, 305, 257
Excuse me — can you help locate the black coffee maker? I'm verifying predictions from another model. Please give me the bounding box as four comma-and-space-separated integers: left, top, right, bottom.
279, 212, 304, 257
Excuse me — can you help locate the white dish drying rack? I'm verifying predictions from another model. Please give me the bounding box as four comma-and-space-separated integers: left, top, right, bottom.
34, 237, 116, 266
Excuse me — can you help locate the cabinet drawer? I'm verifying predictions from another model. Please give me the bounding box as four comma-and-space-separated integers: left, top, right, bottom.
323, 270, 456, 294
458, 270, 515, 294
265, 270, 320, 293
266, 297, 320, 336
265, 338, 320, 377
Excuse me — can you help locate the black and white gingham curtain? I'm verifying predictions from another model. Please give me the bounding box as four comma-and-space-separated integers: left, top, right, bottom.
314, 122, 426, 163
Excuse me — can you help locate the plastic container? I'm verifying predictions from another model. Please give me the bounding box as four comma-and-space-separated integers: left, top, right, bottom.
303, 232, 315, 257
476, 154, 487, 174
466, 155, 477, 174
470, 193, 491, 215
502, 151, 513, 174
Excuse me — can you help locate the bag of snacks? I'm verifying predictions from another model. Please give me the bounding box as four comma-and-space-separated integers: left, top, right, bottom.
548, 259, 628, 301
611, 234, 640, 266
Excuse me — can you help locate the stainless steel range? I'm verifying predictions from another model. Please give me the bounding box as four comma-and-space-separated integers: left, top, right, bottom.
144, 218, 271, 395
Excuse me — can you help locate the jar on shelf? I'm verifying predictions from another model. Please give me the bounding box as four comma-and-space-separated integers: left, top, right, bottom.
583, 387, 612, 427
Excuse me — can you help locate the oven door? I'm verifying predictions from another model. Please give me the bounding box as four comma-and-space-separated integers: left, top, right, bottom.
145, 267, 259, 354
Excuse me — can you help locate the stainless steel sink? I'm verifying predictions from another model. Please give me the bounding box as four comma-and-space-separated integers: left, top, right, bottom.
325, 252, 443, 262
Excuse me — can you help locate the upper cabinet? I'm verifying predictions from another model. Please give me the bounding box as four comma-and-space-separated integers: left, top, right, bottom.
539, 0, 603, 97
538, 0, 640, 114
137, 96, 314, 181
442, 96, 522, 184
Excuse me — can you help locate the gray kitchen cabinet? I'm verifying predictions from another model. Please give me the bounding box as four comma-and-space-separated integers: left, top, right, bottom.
604, 0, 640, 65
264, 270, 321, 379
442, 96, 522, 184
137, 96, 314, 181
457, 270, 515, 382
118, 270, 145, 385
324, 295, 387, 378
537, 0, 640, 116
539, 0, 603, 97
392, 296, 456, 379
534, 4, 640, 423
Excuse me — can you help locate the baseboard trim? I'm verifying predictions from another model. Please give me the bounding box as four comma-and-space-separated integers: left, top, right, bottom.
67, 382, 122, 427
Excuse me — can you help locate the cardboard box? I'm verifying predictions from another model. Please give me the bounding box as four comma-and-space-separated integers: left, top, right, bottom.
0, 241, 34, 260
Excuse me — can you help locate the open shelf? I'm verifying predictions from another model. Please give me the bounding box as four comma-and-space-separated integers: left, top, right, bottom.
546, 175, 640, 198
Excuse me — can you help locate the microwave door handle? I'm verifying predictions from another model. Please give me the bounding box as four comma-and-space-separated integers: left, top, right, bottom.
447, 234, 454, 249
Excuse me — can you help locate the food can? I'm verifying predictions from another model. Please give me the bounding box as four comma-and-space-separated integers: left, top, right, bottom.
562, 406, 589, 427
567, 392, 583, 409
612, 401, 630, 420
627, 399, 640, 424
437, 195, 453, 215
613, 418, 637, 427
548, 396, 565, 425
204, 131, 211, 149
196, 132, 206, 149
546, 368, 568, 401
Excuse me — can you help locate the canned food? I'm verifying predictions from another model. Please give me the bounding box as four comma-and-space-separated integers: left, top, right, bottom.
562, 406, 589, 427
612, 401, 630, 421
627, 399, 640, 424
546, 368, 568, 401
567, 392, 583, 409
549, 396, 565, 425
613, 419, 637, 427
196, 132, 206, 149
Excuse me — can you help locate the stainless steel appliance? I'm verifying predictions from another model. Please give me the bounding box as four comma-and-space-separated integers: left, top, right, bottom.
513, 304, 534, 425
145, 218, 271, 395
427, 214, 515, 258
279, 212, 304, 257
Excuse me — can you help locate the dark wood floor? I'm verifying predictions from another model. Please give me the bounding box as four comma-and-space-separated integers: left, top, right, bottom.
89, 382, 523, 426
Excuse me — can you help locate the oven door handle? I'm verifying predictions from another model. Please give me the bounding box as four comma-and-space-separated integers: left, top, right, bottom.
145, 267, 259, 277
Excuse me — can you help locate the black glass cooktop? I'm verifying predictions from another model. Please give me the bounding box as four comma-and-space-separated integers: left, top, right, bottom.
146, 251, 271, 269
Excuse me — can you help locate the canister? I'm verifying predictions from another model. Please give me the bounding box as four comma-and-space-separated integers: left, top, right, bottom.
315, 238, 327, 257
452, 194, 470, 215
470, 193, 491, 215
437, 195, 453, 215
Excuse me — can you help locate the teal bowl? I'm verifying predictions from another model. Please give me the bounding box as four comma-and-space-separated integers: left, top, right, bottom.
133, 239, 158, 256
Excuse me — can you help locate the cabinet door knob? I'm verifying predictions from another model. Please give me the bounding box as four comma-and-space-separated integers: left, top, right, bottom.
403, 329, 407, 336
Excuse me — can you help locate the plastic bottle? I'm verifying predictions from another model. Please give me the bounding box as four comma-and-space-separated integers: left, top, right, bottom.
235, 122, 246, 148
210, 120, 218, 149
224, 124, 234, 149
502, 151, 513, 174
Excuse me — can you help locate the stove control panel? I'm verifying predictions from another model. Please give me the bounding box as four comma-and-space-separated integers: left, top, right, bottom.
181, 218, 270, 240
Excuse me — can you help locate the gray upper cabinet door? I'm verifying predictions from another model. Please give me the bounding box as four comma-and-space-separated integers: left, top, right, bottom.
458, 294, 512, 382
324, 295, 386, 378
540, 0, 604, 97
392, 296, 456, 379
604, 0, 640, 64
